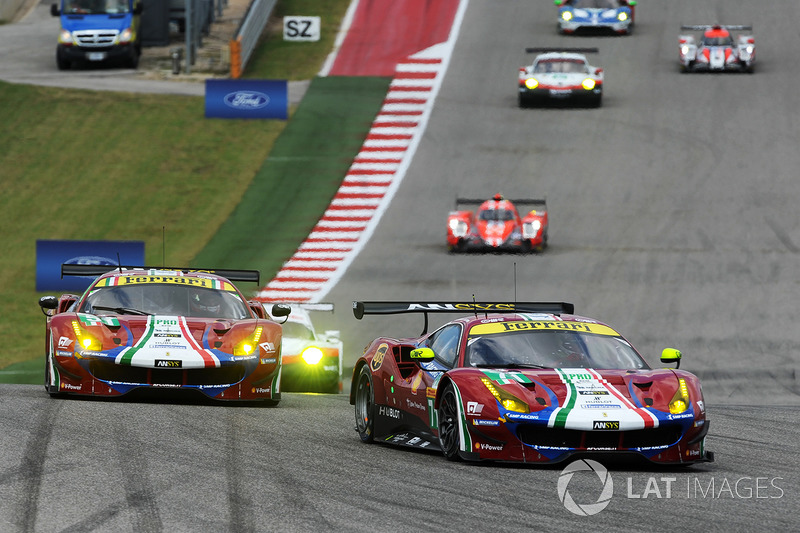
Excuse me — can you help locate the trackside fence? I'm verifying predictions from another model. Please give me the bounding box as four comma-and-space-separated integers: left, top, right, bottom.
230, 0, 278, 78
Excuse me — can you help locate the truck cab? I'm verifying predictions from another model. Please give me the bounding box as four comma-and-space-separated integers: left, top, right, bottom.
50, 0, 143, 70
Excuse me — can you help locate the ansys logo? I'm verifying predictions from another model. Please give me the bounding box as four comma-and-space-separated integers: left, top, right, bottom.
557, 459, 614, 516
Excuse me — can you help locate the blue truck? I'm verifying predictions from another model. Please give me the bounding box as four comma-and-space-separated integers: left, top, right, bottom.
50, 0, 143, 70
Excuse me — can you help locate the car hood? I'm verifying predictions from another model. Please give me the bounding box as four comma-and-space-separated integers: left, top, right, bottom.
61, 14, 133, 33
454, 367, 693, 431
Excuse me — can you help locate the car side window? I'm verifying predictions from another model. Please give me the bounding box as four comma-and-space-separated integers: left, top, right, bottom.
427, 324, 462, 368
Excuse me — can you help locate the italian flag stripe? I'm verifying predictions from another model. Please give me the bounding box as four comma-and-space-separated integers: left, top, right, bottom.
179, 317, 220, 367
587, 368, 657, 428
117, 315, 157, 365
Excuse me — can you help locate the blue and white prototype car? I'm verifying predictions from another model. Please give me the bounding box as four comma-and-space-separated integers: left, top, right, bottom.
555, 0, 636, 35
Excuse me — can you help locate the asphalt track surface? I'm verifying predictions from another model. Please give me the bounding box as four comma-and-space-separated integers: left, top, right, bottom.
2, 1, 799, 531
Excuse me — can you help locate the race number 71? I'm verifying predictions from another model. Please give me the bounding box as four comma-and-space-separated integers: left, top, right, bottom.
283, 16, 321, 42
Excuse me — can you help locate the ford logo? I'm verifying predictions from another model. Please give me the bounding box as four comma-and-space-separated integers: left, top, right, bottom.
223, 91, 270, 109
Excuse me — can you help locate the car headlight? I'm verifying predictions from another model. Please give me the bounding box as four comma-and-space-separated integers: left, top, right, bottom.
525, 78, 539, 89
680, 45, 691, 55
117, 28, 133, 44
561, 11, 573, 21
582, 78, 596, 90
234, 326, 263, 356
449, 219, 468, 237
669, 378, 690, 414
71, 320, 102, 352
617, 12, 628, 22
58, 30, 74, 45
301, 346, 324, 365
522, 220, 542, 239
482, 378, 529, 413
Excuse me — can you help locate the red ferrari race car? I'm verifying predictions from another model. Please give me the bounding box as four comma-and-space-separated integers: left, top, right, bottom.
447, 194, 548, 253
350, 301, 713, 465
679, 24, 755, 73
38, 264, 290, 404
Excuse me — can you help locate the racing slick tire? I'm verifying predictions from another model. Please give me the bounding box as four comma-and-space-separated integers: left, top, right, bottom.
354, 365, 375, 443
437, 384, 464, 461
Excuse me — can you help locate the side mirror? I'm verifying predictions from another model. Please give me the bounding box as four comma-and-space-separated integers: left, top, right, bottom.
271, 303, 291, 319
554, 0, 563, 5
409, 347, 435, 362
628, 1, 637, 6
39, 296, 58, 317
595, 68, 603, 75
51, 4, 60, 16
660, 348, 682, 369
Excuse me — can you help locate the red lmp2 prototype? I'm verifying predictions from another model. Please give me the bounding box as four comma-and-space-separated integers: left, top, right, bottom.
350, 301, 714, 465
447, 194, 548, 253
38, 264, 290, 404
679, 24, 755, 73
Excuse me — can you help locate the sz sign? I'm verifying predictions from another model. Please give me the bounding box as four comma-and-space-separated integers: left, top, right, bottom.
205, 79, 288, 120
283, 16, 320, 42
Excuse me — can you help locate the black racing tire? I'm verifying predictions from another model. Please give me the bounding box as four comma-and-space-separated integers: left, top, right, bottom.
354, 365, 375, 443
437, 384, 463, 461
56, 56, 70, 71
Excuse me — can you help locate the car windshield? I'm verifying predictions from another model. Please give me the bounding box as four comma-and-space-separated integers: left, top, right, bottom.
65, 0, 130, 14
702, 36, 733, 47
534, 60, 588, 74
281, 321, 315, 341
571, 0, 620, 8
479, 209, 515, 222
465, 328, 649, 370
80, 283, 250, 319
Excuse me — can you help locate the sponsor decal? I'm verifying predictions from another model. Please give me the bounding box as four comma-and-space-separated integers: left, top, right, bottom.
260, 357, 277, 364
426, 386, 437, 399
406, 303, 517, 312
99, 275, 235, 291
378, 405, 401, 419
506, 412, 541, 421
370, 344, 389, 371
405, 399, 426, 411
155, 360, 182, 368
466, 401, 484, 416
470, 320, 620, 337
253, 387, 271, 394
154, 333, 181, 338
476, 443, 504, 451
58, 337, 73, 349
61, 383, 82, 391
592, 421, 620, 430
579, 390, 609, 395
224, 91, 270, 110
259, 341, 276, 353
472, 419, 500, 426
56, 350, 73, 357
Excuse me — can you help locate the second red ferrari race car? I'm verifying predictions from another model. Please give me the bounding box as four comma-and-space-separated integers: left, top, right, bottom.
38, 264, 290, 404
447, 194, 548, 253
679, 24, 755, 73
350, 301, 713, 465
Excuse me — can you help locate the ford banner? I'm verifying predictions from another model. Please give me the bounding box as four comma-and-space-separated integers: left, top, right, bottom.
205, 79, 288, 119
36, 239, 145, 292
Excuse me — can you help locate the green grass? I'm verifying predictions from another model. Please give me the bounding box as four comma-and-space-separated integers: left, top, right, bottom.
0, 0, 372, 380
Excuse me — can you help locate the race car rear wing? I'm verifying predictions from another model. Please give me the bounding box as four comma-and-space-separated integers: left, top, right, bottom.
61, 264, 261, 284
680, 25, 752, 31
353, 301, 574, 334
525, 47, 598, 54
456, 197, 546, 207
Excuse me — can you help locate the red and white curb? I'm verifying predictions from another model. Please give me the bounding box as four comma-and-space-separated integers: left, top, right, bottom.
255, 1, 467, 303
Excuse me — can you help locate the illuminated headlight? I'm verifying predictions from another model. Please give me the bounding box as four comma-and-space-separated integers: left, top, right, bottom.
71, 320, 101, 352
301, 346, 324, 365
561, 11, 573, 21
744, 45, 754, 54
582, 78, 596, 90
481, 378, 528, 413
118, 28, 133, 44
522, 220, 541, 239
669, 378, 690, 414
525, 78, 539, 89
617, 12, 628, 22
680, 45, 691, 55
58, 30, 74, 45
449, 219, 468, 237
234, 326, 263, 356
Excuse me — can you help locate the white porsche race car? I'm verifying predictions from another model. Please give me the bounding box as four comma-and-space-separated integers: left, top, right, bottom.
518, 48, 603, 107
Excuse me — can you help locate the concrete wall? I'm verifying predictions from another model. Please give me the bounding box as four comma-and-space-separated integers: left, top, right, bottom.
0, 0, 34, 23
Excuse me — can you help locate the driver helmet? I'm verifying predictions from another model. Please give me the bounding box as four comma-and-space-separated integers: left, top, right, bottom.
190, 290, 222, 316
